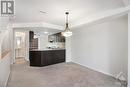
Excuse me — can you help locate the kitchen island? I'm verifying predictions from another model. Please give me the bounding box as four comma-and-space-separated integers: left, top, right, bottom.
29, 49, 65, 67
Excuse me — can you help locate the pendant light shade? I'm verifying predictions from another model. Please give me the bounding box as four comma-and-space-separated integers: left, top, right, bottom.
62, 12, 72, 37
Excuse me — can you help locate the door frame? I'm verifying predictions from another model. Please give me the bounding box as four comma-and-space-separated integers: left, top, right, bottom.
13, 29, 29, 63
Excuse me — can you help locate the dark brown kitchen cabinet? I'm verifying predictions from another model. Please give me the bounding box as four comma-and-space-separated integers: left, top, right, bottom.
29, 50, 65, 67
29, 31, 38, 50
48, 32, 65, 42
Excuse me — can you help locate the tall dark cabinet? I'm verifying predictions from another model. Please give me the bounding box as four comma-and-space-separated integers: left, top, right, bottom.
29, 31, 38, 50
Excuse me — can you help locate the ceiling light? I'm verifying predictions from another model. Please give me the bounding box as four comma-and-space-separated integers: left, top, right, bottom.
62, 12, 72, 37
44, 31, 49, 34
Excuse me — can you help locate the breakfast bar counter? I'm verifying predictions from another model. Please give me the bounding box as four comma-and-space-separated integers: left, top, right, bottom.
29, 49, 65, 67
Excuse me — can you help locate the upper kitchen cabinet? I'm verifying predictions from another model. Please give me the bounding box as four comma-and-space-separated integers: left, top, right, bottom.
29, 31, 35, 42
48, 32, 65, 43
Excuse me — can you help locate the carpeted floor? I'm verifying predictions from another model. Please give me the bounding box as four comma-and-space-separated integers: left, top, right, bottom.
15, 58, 26, 64
7, 62, 127, 87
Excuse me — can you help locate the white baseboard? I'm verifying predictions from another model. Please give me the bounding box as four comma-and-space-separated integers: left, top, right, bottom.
66, 57, 72, 62
5, 70, 10, 87
73, 61, 115, 78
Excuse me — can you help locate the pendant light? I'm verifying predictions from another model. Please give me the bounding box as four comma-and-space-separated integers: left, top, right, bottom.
62, 12, 72, 37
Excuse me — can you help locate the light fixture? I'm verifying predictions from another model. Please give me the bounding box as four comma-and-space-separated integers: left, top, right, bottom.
44, 31, 49, 34
62, 12, 72, 37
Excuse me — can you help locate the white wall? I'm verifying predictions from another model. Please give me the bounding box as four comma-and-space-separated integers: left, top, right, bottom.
25, 31, 29, 61
66, 37, 72, 62
128, 13, 130, 87
71, 16, 128, 80
0, 53, 11, 87
0, 29, 12, 87
38, 34, 48, 49
0, 17, 9, 31
0, 16, 12, 87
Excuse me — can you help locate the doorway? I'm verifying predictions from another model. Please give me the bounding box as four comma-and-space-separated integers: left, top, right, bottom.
14, 32, 26, 64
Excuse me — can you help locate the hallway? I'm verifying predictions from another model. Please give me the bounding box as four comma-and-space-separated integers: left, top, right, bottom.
15, 58, 26, 64
7, 62, 126, 87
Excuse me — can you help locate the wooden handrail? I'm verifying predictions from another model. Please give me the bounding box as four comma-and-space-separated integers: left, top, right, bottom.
1, 49, 11, 59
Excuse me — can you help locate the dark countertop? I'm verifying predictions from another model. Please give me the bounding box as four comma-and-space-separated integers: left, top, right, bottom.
30, 48, 65, 51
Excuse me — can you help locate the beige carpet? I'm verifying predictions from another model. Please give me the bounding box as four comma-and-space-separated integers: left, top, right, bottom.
7, 62, 127, 87
15, 58, 26, 64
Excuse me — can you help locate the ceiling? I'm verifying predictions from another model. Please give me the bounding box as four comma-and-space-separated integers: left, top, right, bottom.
10, 0, 126, 26
30, 27, 62, 35
14, 27, 62, 35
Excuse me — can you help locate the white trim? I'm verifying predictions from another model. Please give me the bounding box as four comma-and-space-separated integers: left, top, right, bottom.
73, 61, 115, 78
12, 22, 63, 30
5, 71, 10, 87
71, 6, 130, 28
128, 12, 130, 87
13, 30, 29, 63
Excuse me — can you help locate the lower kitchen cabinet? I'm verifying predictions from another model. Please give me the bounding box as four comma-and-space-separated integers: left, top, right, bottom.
29, 49, 65, 67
